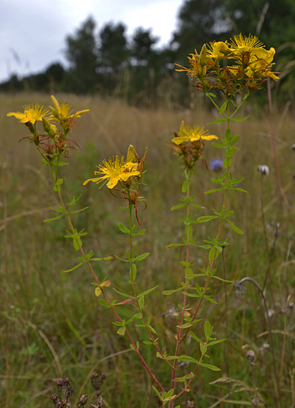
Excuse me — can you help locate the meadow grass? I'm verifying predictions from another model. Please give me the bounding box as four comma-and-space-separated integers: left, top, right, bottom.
1, 92, 295, 407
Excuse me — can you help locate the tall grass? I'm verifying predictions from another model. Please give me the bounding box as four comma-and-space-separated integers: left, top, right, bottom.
1, 93, 295, 407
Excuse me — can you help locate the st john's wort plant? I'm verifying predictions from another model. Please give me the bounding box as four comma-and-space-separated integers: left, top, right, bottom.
7, 32, 280, 408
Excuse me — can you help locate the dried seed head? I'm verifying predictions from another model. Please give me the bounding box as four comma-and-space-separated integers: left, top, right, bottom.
257, 164, 269, 175
77, 394, 89, 407
246, 349, 256, 364
267, 309, 275, 318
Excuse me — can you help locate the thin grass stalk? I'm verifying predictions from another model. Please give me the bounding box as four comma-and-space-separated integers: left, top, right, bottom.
267, 78, 291, 212
222, 250, 230, 377
2, 165, 9, 408
239, 277, 281, 408
278, 295, 290, 398
260, 172, 269, 260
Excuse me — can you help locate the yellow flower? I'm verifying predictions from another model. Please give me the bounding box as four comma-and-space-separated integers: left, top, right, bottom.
83, 156, 141, 189
7, 104, 50, 124
172, 121, 218, 145
229, 33, 264, 54
207, 41, 230, 59
50, 95, 89, 121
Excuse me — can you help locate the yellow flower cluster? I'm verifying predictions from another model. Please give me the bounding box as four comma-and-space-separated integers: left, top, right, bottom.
7, 95, 89, 126
176, 33, 279, 88
7, 96, 89, 159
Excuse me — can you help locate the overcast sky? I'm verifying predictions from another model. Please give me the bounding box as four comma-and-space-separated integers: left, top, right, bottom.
0, 0, 184, 82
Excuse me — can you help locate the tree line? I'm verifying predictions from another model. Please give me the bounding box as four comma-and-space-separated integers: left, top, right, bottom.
1, 0, 295, 107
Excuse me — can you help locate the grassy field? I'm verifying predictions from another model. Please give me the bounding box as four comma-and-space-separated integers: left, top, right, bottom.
1, 92, 295, 407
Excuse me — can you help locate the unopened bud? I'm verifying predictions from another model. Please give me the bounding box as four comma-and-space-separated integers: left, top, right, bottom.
257, 164, 269, 176
42, 118, 57, 137
199, 44, 207, 66
127, 144, 136, 162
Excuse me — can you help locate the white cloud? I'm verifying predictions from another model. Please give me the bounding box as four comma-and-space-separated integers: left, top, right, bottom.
0, 0, 183, 82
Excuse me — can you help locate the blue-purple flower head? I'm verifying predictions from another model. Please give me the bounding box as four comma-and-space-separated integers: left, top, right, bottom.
210, 159, 224, 172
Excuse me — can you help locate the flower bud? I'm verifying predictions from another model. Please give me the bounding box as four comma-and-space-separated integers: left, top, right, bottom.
257, 164, 269, 176
127, 144, 136, 162
199, 44, 207, 66
42, 118, 57, 138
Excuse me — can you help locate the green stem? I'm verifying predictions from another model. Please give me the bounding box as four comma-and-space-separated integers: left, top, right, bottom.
169, 171, 192, 407
127, 189, 174, 371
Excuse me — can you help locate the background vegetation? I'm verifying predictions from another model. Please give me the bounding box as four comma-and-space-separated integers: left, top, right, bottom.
1, 0, 295, 106
1, 90, 295, 407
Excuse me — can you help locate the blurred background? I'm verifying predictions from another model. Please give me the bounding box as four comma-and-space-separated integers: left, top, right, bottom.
1, 0, 294, 107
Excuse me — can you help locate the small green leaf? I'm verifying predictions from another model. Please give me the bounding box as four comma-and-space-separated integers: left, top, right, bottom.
133, 228, 146, 236
118, 222, 130, 234
199, 362, 220, 371
208, 118, 226, 124
137, 286, 158, 297
206, 92, 216, 98
226, 219, 243, 234
134, 253, 150, 262
230, 116, 249, 122
63, 262, 84, 273
208, 247, 217, 262
223, 157, 232, 168
163, 287, 183, 295
138, 296, 144, 309
152, 386, 163, 401
44, 214, 65, 223
207, 338, 227, 346
114, 255, 129, 263
197, 215, 219, 223
113, 288, 135, 299
171, 203, 186, 211
189, 332, 202, 343
182, 180, 189, 192
166, 243, 186, 248
183, 292, 201, 298
177, 356, 199, 364
177, 322, 193, 329
205, 188, 225, 194
211, 142, 225, 149
117, 326, 126, 336
211, 275, 233, 283
231, 187, 248, 193
98, 299, 109, 308
219, 101, 228, 113
205, 296, 218, 304
130, 264, 137, 282
204, 321, 212, 340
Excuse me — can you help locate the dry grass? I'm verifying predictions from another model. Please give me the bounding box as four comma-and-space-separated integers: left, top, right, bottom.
1, 92, 295, 407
